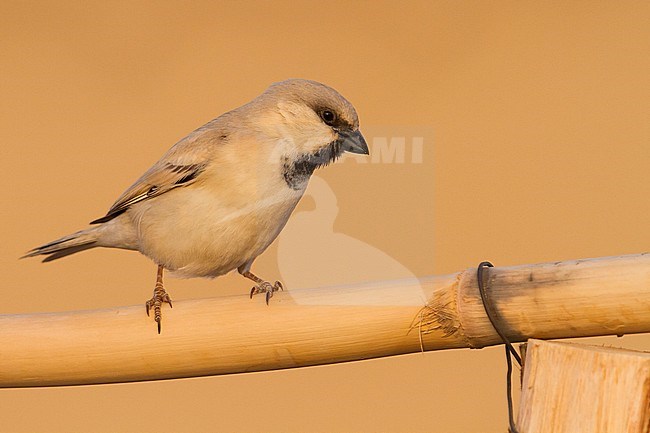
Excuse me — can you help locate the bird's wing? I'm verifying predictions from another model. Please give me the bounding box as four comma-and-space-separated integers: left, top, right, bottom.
90, 125, 221, 224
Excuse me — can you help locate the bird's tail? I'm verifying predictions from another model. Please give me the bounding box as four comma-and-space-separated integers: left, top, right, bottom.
22, 227, 101, 262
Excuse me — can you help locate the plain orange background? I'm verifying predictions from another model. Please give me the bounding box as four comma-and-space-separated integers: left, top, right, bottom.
1, 1, 649, 432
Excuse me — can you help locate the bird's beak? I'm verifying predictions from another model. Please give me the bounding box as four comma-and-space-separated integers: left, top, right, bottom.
339, 129, 369, 155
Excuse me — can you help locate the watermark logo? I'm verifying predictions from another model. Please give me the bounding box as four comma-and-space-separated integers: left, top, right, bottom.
267, 126, 432, 306
352, 136, 424, 164
276, 176, 426, 306
344, 126, 430, 164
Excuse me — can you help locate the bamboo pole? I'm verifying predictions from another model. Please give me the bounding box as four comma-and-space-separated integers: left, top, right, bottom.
1, 253, 650, 387
517, 339, 650, 433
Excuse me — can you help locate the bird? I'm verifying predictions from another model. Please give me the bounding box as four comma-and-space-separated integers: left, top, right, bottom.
23, 79, 369, 333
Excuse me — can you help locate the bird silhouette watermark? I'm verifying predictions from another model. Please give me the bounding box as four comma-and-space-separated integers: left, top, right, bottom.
277, 175, 427, 306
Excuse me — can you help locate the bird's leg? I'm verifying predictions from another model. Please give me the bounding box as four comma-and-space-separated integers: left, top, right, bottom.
242, 271, 283, 305
145, 265, 173, 333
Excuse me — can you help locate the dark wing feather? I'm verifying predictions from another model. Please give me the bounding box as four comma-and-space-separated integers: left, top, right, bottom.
89, 121, 224, 225
90, 162, 207, 224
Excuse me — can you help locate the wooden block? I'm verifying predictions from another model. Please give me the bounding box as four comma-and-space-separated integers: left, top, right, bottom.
518, 339, 650, 433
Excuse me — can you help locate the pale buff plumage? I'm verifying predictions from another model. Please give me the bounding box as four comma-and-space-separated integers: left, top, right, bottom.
24, 79, 368, 332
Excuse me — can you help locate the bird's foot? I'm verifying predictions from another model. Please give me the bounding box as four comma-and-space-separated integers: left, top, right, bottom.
146, 269, 173, 333
249, 280, 283, 305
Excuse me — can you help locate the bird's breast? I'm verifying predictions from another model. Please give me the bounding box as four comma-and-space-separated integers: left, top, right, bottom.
130, 175, 305, 278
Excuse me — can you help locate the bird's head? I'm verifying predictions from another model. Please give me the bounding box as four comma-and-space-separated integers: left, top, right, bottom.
254, 79, 368, 188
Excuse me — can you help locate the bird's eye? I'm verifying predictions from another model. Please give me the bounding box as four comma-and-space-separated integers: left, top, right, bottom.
320, 110, 337, 125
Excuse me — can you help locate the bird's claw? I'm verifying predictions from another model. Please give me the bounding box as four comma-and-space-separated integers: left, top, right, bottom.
249, 280, 283, 304
145, 287, 173, 334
